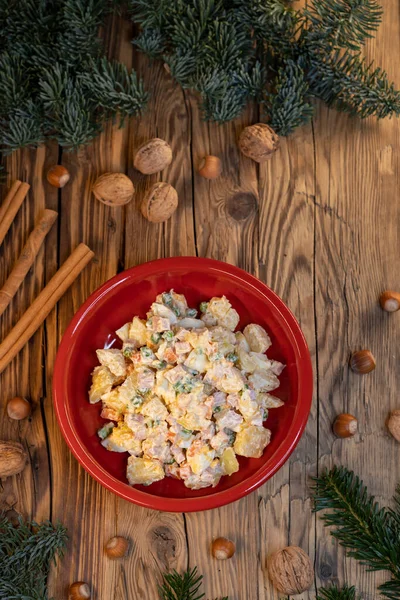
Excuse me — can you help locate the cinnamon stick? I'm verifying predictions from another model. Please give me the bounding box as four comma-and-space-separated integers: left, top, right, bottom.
0, 181, 30, 246
0, 243, 94, 374
0, 180, 22, 223
0, 209, 58, 317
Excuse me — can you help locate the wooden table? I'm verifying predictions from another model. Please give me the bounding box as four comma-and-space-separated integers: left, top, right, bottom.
1, 3, 399, 598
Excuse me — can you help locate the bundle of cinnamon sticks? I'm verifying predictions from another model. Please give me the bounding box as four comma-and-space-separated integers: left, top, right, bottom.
0, 180, 94, 375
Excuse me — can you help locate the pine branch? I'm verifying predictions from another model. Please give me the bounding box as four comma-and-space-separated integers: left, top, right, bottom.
304, 0, 383, 52
158, 567, 205, 600
264, 59, 313, 135
0, 515, 67, 599
308, 50, 400, 119
158, 567, 228, 600
80, 57, 148, 118
313, 466, 400, 600
316, 584, 359, 600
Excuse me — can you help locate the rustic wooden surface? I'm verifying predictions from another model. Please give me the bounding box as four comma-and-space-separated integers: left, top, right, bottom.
1, 3, 400, 598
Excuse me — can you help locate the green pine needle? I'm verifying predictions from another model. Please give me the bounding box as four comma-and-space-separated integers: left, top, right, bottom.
0, 515, 68, 600
313, 466, 400, 600
158, 567, 228, 600
304, 0, 383, 52
265, 59, 314, 135
316, 584, 359, 600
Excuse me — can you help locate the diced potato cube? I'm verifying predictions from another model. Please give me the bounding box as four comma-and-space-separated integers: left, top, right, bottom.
221, 447, 239, 475
258, 393, 285, 409
243, 324, 271, 353
184, 349, 210, 373
234, 425, 271, 458
89, 365, 115, 404
126, 456, 165, 486
207, 296, 232, 320
96, 349, 127, 378
101, 422, 142, 453
141, 397, 168, 421
115, 323, 130, 342
218, 307, 240, 331
129, 317, 147, 346
248, 369, 280, 392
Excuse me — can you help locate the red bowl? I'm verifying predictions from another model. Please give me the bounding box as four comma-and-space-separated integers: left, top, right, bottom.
53, 257, 312, 512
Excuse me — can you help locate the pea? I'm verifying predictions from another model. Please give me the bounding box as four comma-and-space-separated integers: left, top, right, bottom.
200, 301, 209, 313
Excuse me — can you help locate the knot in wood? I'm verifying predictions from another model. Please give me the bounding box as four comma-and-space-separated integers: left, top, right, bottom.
319, 563, 333, 579
151, 526, 176, 563
226, 193, 257, 221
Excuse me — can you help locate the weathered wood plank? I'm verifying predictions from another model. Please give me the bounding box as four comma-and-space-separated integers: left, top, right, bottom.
312, 0, 400, 597
0, 145, 57, 525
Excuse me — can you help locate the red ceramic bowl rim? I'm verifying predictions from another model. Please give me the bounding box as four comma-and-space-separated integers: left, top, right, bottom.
53, 257, 313, 512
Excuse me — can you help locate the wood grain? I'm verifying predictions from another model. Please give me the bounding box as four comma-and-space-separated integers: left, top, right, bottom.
0, 2, 399, 599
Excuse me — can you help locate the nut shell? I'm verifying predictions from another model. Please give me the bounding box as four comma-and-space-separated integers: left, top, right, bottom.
68, 581, 91, 600
387, 410, 400, 442
134, 138, 172, 175
198, 155, 222, 179
141, 182, 178, 223
7, 396, 31, 420
379, 291, 400, 312
239, 123, 279, 163
268, 546, 313, 595
47, 165, 70, 188
105, 535, 129, 558
349, 350, 376, 374
211, 537, 236, 560
333, 413, 358, 438
92, 173, 134, 206
0, 441, 28, 478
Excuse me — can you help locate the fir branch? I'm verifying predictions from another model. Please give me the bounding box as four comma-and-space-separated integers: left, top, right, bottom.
308, 50, 400, 119
313, 466, 400, 600
316, 584, 359, 600
158, 567, 228, 600
304, 0, 383, 52
80, 57, 149, 118
0, 515, 67, 600
158, 567, 205, 600
265, 59, 313, 135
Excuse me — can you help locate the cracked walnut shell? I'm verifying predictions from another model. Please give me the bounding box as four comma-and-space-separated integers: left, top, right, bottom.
134, 138, 173, 174
267, 546, 313, 595
141, 182, 178, 223
239, 123, 279, 162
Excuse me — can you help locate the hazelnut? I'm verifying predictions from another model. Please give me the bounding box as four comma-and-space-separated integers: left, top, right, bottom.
0, 440, 28, 478
267, 546, 313, 595
387, 410, 400, 442
211, 537, 236, 560
238, 123, 279, 162
134, 138, 172, 174
141, 182, 178, 223
92, 173, 134, 206
349, 350, 376, 374
68, 582, 91, 600
333, 413, 358, 438
105, 535, 129, 558
47, 165, 70, 188
7, 396, 31, 420
379, 291, 400, 312
198, 155, 222, 179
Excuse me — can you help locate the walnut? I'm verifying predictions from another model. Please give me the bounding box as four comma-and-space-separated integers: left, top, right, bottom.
141, 182, 178, 223
134, 138, 173, 175
239, 123, 279, 162
0, 440, 28, 478
92, 173, 134, 206
387, 410, 400, 442
267, 546, 313, 595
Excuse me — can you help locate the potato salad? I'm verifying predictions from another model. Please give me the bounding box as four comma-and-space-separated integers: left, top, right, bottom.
89, 291, 285, 490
